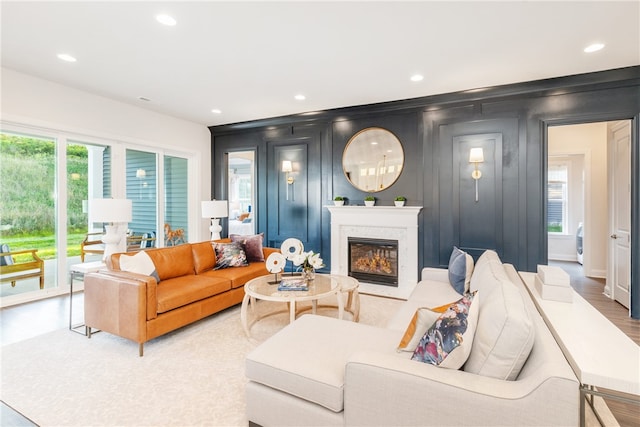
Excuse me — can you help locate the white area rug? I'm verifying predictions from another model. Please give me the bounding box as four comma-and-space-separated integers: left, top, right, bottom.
0, 295, 399, 426
1, 294, 618, 426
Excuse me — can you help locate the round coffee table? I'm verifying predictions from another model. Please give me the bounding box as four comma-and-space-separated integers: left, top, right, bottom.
241, 274, 344, 336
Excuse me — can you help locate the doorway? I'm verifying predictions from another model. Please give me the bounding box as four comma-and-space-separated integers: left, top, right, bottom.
547, 120, 632, 312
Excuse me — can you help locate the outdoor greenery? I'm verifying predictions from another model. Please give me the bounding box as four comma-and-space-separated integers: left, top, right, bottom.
0, 134, 89, 259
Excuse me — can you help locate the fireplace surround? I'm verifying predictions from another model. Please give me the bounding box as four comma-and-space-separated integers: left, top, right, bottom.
327, 205, 422, 299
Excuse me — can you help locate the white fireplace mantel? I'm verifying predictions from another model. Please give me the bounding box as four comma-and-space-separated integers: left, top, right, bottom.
327, 205, 423, 299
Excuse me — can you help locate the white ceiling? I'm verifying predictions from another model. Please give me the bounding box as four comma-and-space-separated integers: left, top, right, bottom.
1, 1, 639, 127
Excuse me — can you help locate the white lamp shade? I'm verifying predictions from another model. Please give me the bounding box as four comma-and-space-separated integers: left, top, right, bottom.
281, 160, 293, 173
88, 199, 132, 223
469, 147, 484, 163
201, 200, 228, 218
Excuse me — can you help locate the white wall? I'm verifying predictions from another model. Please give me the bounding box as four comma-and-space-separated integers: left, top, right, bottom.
548, 122, 608, 278
1, 67, 212, 241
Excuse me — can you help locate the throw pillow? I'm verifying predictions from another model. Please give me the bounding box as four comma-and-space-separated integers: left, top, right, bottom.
411, 291, 479, 369
0, 243, 14, 266
230, 233, 264, 262
397, 308, 442, 352
119, 251, 161, 283
448, 246, 474, 294
213, 242, 249, 269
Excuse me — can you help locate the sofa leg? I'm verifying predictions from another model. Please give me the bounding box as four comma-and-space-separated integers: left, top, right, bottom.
139, 343, 144, 357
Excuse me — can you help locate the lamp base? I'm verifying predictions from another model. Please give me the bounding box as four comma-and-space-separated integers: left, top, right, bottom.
102, 223, 128, 261
209, 218, 222, 241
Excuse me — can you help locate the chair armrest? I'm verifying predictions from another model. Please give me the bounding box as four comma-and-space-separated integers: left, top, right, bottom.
344, 351, 578, 426
421, 267, 449, 282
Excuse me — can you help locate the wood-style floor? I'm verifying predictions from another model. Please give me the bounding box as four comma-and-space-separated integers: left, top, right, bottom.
1, 263, 639, 426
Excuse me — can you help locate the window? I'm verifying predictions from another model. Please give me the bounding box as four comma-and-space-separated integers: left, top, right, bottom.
548, 162, 569, 233
228, 151, 255, 236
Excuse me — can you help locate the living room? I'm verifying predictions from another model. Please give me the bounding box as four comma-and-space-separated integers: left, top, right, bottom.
1, 1, 639, 426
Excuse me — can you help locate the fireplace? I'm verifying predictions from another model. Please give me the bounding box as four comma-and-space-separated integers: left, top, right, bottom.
348, 237, 398, 287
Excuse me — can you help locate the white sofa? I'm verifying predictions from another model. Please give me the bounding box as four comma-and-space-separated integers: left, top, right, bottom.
245, 250, 580, 426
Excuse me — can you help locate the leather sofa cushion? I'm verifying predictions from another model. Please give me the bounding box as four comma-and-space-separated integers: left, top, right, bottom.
156, 275, 231, 313
191, 242, 216, 273
199, 262, 269, 288
146, 245, 195, 281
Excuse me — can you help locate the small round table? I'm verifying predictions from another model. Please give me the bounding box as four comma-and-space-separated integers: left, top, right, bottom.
241, 274, 345, 336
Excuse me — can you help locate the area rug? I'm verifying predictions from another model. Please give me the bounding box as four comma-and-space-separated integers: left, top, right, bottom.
0, 294, 618, 426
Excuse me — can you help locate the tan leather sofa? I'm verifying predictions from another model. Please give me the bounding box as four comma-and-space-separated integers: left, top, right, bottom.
84, 240, 278, 356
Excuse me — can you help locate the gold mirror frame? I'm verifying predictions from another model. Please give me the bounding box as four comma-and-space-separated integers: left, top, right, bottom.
342, 127, 404, 192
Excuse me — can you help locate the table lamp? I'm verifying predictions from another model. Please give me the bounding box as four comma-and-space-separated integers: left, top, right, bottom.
202, 200, 228, 240
88, 198, 133, 261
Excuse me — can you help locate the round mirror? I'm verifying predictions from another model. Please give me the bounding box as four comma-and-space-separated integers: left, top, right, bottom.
342, 127, 404, 192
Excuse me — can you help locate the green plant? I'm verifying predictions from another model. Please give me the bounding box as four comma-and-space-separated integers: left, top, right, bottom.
364, 196, 375, 201
395, 196, 406, 201
334, 196, 344, 201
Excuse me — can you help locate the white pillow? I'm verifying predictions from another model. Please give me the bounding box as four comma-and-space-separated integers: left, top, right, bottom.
119, 251, 160, 283
464, 278, 534, 380
396, 307, 442, 352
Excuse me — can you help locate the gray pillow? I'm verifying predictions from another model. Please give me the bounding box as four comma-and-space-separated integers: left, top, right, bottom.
448, 246, 472, 294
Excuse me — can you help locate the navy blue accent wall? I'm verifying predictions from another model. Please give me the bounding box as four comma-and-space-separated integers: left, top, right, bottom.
211, 67, 640, 318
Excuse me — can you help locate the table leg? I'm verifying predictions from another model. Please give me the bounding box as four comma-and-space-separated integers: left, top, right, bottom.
289, 301, 296, 323
69, 272, 74, 331
311, 300, 317, 314
241, 294, 251, 336
337, 290, 344, 320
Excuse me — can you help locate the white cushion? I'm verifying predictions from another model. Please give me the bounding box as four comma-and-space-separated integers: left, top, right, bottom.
246, 315, 400, 413
119, 251, 160, 282
464, 263, 535, 380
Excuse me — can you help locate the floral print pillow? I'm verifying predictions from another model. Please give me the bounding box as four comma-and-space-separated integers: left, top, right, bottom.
213, 242, 249, 269
411, 291, 479, 369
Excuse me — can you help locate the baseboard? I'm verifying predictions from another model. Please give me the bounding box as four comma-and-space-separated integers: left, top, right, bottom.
548, 254, 578, 262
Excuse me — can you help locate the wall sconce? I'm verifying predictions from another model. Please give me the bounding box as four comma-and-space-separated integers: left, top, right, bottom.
282, 160, 294, 200
469, 147, 484, 202
201, 200, 229, 240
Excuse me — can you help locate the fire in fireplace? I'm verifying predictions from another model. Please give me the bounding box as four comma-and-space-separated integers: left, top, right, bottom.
348, 237, 398, 286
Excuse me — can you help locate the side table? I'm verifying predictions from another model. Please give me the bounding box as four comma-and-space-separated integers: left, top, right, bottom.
69, 261, 105, 335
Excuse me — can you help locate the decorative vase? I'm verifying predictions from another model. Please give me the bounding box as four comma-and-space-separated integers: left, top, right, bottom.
394, 200, 405, 207
301, 266, 316, 282
364, 200, 375, 207
334, 200, 344, 206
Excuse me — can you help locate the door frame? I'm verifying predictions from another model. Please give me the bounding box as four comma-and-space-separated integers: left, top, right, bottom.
542, 114, 639, 319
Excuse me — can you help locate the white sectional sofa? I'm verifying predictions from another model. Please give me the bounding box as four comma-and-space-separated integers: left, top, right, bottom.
245, 250, 580, 426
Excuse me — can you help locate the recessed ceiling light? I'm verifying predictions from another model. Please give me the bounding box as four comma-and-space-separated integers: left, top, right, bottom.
57, 53, 77, 62
156, 14, 177, 26
294, 94, 306, 101
584, 43, 604, 53
138, 96, 151, 102
211, 109, 222, 114
410, 74, 424, 82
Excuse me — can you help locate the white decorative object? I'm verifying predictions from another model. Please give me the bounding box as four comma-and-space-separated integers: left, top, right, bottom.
266, 252, 286, 274
394, 200, 405, 207
364, 200, 375, 207
201, 200, 228, 240
88, 198, 132, 261
535, 265, 573, 302
266, 252, 287, 284
280, 238, 304, 261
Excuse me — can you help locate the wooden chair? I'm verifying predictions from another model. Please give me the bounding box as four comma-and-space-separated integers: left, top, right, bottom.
80, 232, 105, 262
0, 245, 45, 289
81, 231, 157, 261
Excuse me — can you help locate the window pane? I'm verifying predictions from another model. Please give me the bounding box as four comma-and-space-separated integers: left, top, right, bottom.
548, 162, 568, 233
126, 149, 157, 241
228, 151, 255, 236
67, 141, 111, 261
0, 132, 57, 296
164, 155, 188, 245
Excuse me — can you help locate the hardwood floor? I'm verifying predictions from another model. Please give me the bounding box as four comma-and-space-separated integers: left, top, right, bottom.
1, 265, 639, 426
